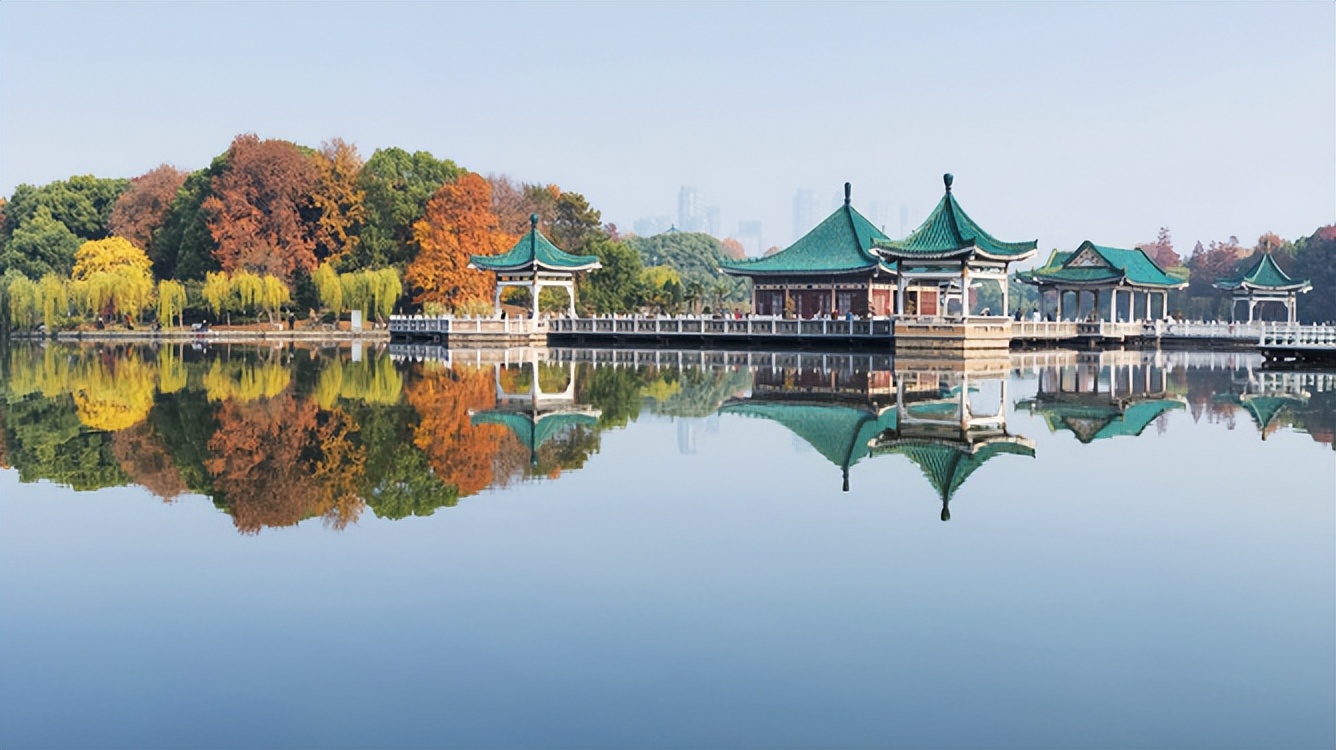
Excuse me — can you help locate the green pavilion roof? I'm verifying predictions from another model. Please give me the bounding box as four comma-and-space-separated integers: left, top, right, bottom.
1021, 398, 1184, 443
872, 174, 1037, 263
1213, 393, 1306, 439
469, 215, 601, 273
1019, 242, 1185, 289
719, 398, 898, 488
871, 437, 1035, 509
472, 410, 599, 462
720, 184, 890, 277
1213, 253, 1311, 293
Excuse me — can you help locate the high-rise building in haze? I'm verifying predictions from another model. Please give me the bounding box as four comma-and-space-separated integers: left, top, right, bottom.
738, 220, 764, 256
705, 206, 721, 237
678, 186, 701, 232
792, 189, 817, 243
634, 216, 672, 237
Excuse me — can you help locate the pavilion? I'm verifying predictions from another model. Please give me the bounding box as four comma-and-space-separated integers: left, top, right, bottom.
469, 214, 601, 317
869, 370, 1034, 521
1213, 252, 1311, 324
1018, 241, 1186, 322
872, 174, 1037, 318
720, 184, 900, 317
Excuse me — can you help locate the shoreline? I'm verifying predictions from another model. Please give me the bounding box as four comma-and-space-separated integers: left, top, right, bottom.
8, 329, 392, 344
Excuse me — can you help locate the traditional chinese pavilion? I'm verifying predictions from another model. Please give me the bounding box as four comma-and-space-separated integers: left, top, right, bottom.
872, 174, 1037, 318
869, 370, 1034, 521
1019, 241, 1185, 322
720, 184, 898, 317
469, 214, 601, 317
1213, 252, 1311, 323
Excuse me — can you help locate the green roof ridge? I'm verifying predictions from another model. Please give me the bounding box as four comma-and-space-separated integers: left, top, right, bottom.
873, 176, 1037, 261
470, 218, 601, 272
1021, 241, 1185, 289
1214, 252, 1311, 292
720, 194, 890, 276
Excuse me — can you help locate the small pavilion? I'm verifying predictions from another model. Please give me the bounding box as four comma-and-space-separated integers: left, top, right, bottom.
469, 214, 601, 317
720, 184, 898, 317
1019, 241, 1185, 322
1213, 252, 1311, 324
869, 370, 1034, 521
471, 351, 600, 467
872, 174, 1037, 318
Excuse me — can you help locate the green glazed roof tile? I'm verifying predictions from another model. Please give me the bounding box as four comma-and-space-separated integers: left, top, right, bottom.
1214, 253, 1311, 292
1022, 241, 1185, 289
470, 217, 601, 272
873, 175, 1037, 262
719, 400, 897, 471
721, 189, 890, 276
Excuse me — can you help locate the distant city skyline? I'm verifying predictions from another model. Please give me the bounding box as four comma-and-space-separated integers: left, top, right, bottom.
2, 3, 1331, 264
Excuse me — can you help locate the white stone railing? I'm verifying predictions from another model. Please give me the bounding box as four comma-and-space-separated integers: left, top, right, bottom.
1259, 323, 1336, 348
388, 314, 548, 335
1014, 321, 1078, 339
548, 315, 895, 338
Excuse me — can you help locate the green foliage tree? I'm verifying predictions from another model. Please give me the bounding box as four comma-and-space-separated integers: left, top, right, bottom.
581, 237, 645, 313
626, 231, 750, 305
153, 161, 225, 281
1293, 226, 1336, 323
5, 272, 39, 329
1, 175, 129, 245
313, 262, 343, 316
202, 271, 231, 322
0, 206, 83, 278
353, 148, 462, 270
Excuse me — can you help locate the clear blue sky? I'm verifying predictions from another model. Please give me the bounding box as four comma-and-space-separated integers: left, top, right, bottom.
1, 2, 1332, 259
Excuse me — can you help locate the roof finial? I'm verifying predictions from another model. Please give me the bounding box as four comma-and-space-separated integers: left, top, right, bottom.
529, 213, 539, 230
944, 173, 954, 193
844, 182, 851, 206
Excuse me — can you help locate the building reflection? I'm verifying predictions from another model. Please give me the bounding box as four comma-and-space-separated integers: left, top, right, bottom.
1017, 350, 1185, 443
720, 355, 1034, 520
472, 350, 600, 466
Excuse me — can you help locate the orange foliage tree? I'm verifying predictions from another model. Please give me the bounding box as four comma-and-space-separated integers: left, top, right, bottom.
406, 173, 515, 309
311, 138, 366, 265
202, 134, 320, 282
405, 363, 511, 496
205, 392, 366, 533
111, 421, 188, 502
108, 164, 188, 256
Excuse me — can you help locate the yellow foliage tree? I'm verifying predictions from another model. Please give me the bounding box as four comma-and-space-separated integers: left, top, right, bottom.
71, 237, 156, 324
202, 271, 232, 323
157, 280, 187, 329
313, 262, 343, 317
259, 274, 291, 325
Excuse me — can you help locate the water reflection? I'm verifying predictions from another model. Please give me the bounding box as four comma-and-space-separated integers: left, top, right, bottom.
1, 342, 1332, 534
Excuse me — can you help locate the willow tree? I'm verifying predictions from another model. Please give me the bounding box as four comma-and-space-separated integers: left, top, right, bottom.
202, 271, 232, 324
313, 262, 343, 318
38, 274, 68, 331
6, 272, 39, 330
157, 280, 188, 328
70, 237, 155, 324
231, 270, 264, 318
259, 274, 291, 325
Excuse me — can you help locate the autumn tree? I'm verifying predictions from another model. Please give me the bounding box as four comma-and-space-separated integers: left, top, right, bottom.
405, 173, 514, 310
405, 362, 508, 497
70, 237, 156, 323
202, 134, 319, 281
353, 147, 462, 270
1136, 227, 1182, 270
310, 138, 366, 264
108, 165, 188, 256
720, 238, 747, 261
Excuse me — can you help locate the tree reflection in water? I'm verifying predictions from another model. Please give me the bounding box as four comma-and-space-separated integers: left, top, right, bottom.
0, 344, 1331, 533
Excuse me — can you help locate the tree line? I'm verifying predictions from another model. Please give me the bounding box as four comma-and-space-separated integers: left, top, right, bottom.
0, 134, 752, 333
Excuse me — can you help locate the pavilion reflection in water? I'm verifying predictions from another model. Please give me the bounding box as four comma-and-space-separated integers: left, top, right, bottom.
1017, 350, 1186, 443
470, 350, 600, 466
1216, 364, 1335, 443
721, 357, 1034, 520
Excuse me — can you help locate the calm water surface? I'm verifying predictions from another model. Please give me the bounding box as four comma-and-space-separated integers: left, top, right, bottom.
1, 342, 1332, 749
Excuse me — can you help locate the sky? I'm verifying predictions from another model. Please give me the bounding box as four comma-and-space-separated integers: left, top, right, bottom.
1, 2, 1332, 261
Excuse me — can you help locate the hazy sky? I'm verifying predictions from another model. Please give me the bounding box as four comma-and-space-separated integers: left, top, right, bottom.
1, 2, 1332, 260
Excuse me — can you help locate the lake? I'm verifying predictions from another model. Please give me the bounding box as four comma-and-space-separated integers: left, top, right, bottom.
1, 341, 1332, 749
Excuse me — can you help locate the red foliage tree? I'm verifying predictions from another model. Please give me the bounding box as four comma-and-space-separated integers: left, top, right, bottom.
202, 134, 320, 281
108, 164, 187, 255
1136, 226, 1181, 269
